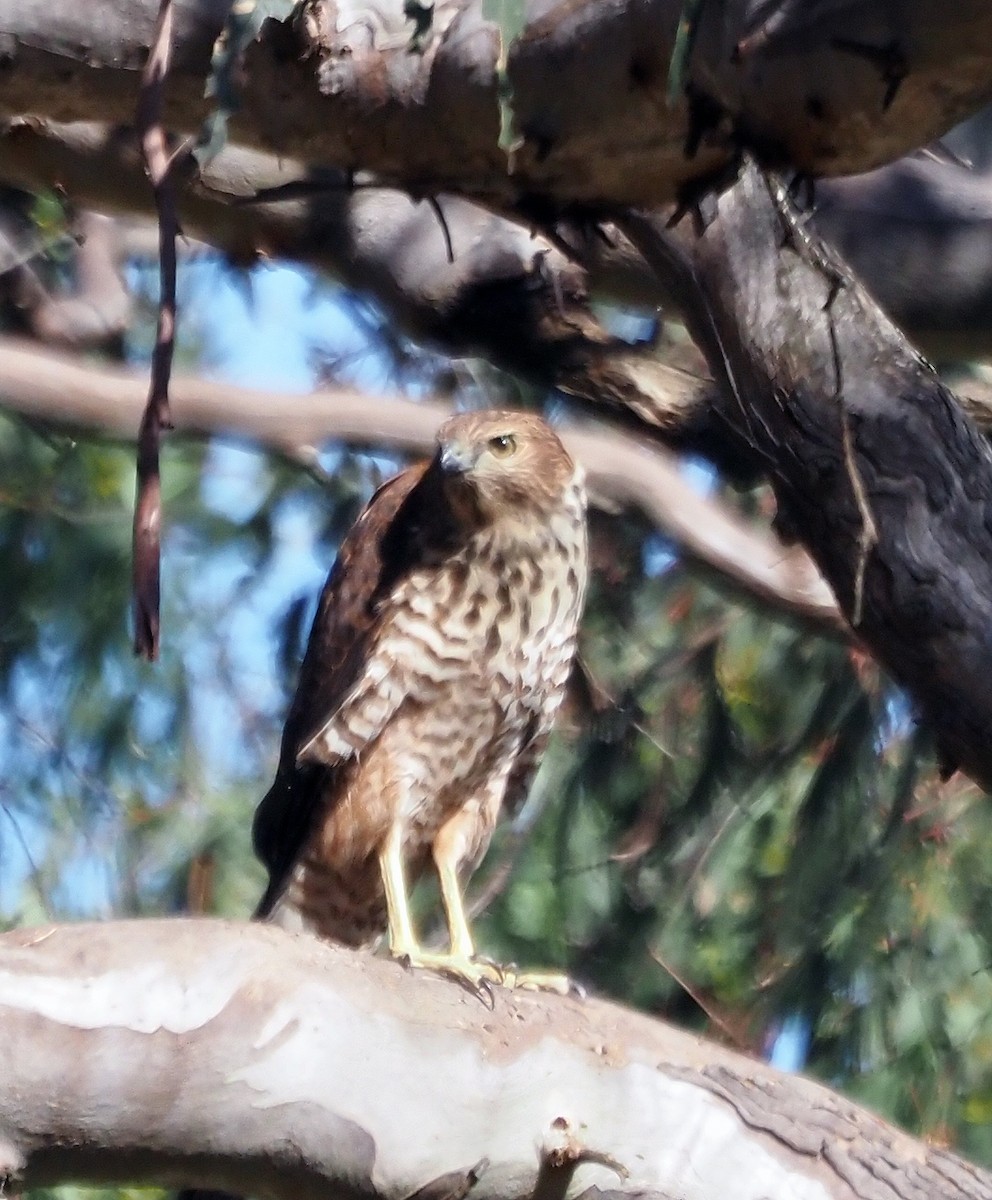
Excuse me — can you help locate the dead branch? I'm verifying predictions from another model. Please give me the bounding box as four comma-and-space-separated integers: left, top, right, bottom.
132, 0, 183, 660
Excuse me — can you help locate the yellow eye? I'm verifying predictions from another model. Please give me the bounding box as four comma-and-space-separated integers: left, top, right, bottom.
487, 433, 517, 458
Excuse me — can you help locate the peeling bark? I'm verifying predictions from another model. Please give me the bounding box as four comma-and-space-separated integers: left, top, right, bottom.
2, 1, 992, 208
0, 919, 988, 1200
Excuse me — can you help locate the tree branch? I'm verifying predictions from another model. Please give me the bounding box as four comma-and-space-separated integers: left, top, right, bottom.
619, 161, 992, 791
0, 335, 842, 632
1, 919, 988, 1200
10, 116, 992, 403
132, 0, 183, 660
0, 210, 131, 346
2, 1, 992, 208
814, 157, 992, 360
0, 120, 708, 443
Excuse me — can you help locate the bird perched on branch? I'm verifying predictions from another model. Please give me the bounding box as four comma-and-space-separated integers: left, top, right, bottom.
253, 409, 588, 990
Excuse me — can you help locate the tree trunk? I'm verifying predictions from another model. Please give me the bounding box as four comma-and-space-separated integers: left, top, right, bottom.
621, 160, 992, 789
1, 919, 988, 1200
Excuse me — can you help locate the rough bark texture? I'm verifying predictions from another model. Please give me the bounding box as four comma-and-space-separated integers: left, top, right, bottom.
0, 120, 708, 440
1, 919, 989, 1200
10, 117, 992, 391
3, 1, 992, 209
622, 162, 992, 790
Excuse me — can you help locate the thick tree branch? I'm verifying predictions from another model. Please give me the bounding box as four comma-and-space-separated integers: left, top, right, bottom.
619, 162, 992, 791
0, 335, 842, 631
815, 158, 992, 360
10, 118, 992, 395
0, 120, 707, 442
1, 919, 988, 1200
2, 1, 992, 210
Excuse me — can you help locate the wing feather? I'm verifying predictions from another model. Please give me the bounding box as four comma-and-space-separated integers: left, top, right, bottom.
253, 457, 452, 916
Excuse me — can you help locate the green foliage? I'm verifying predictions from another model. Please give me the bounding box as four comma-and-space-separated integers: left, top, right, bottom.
4, 251, 992, 1187
471, 524, 992, 1160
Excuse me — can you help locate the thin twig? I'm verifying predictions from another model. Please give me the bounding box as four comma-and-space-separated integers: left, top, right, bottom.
648, 944, 751, 1051
425, 197, 455, 264
132, 0, 183, 660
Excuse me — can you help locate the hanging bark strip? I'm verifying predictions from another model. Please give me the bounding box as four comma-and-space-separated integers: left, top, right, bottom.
132, 0, 182, 660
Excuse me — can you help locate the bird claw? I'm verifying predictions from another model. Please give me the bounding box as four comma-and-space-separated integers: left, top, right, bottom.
446, 956, 582, 1000
393, 949, 583, 1002
393, 949, 505, 1003
501, 966, 583, 998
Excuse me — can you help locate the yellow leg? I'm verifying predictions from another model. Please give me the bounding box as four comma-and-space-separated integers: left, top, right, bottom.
379, 822, 420, 959
434, 818, 476, 961
378, 818, 496, 989
379, 814, 579, 998
431, 812, 577, 998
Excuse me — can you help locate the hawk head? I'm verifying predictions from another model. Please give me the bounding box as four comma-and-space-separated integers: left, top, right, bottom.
434, 410, 580, 522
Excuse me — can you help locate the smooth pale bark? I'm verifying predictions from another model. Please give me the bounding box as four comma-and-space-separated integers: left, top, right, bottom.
0, 336, 842, 630
2, 1, 992, 208
1, 919, 988, 1200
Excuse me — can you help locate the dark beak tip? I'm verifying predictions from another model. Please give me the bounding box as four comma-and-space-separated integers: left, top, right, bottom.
439, 446, 469, 474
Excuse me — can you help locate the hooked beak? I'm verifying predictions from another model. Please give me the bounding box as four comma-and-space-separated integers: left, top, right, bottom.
439, 442, 476, 474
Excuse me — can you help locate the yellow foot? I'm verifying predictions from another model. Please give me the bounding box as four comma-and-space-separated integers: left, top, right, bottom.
394, 949, 507, 1001
500, 965, 584, 998
394, 949, 583, 1000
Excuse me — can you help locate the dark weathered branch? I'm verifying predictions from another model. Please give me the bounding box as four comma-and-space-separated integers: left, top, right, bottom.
0, 336, 842, 631
815, 158, 992, 360
1, 919, 989, 1200
11, 117, 992, 397
619, 162, 992, 792
2, 1, 992, 210
0, 120, 706, 442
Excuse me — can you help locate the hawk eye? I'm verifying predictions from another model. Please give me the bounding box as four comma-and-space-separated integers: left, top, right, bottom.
487, 433, 517, 458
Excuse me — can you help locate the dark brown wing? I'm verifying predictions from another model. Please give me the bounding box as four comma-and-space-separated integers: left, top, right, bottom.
502, 723, 549, 818
253, 456, 456, 917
